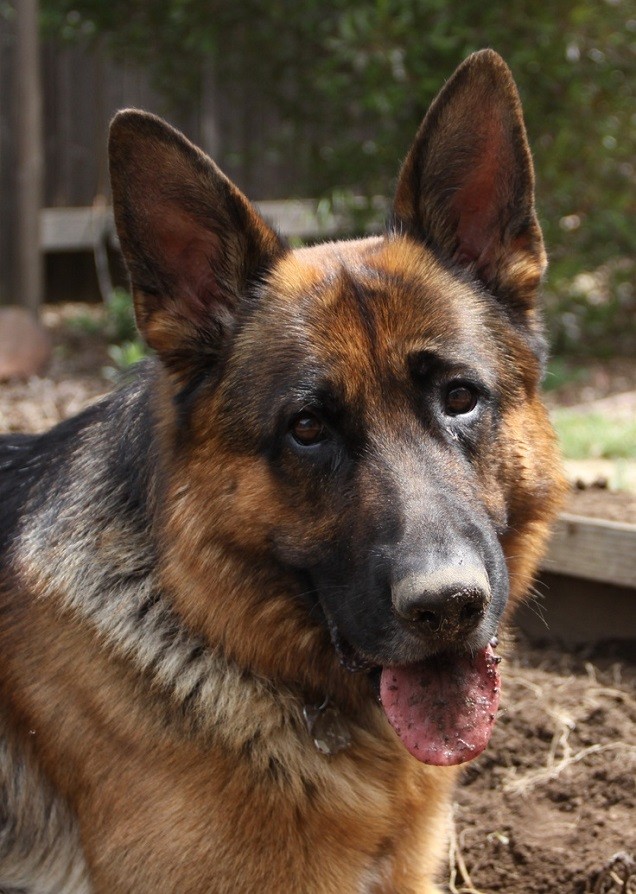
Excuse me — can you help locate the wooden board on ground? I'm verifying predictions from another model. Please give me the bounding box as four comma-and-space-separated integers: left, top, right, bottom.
541, 512, 636, 590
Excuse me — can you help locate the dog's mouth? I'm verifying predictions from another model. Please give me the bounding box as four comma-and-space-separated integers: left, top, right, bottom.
377, 645, 501, 765
332, 629, 501, 766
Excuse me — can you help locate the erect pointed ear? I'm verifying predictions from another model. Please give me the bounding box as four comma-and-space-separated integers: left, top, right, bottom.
393, 50, 546, 335
109, 110, 286, 382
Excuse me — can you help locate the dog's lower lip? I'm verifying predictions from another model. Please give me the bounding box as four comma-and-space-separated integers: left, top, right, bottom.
369, 666, 382, 698
334, 635, 377, 673
331, 625, 478, 676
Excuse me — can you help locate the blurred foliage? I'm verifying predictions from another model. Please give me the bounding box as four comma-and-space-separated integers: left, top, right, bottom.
68, 287, 138, 342
68, 288, 150, 377
104, 339, 149, 381
104, 287, 139, 344
552, 409, 636, 459
545, 259, 635, 357
101, 289, 150, 379
40, 0, 635, 355
542, 357, 588, 393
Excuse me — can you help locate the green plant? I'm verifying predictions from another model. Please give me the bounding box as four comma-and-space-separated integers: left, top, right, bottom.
551, 409, 636, 460
542, 358, 587, 393
105, 288, 140, 344
544, 259, 636, 358
101, 289, 150, 378
103, 339, 149, 381
67, 309, 105, 337
65, 289, 150, 379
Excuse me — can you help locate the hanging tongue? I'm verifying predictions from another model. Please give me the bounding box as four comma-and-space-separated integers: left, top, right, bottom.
379, 644, 501, 765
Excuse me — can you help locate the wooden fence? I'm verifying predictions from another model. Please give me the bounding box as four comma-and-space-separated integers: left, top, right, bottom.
0, 18, 310, 305
1, 24, 170, 303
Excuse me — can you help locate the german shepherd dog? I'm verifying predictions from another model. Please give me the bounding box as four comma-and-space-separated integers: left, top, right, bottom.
0, 50, 564, 893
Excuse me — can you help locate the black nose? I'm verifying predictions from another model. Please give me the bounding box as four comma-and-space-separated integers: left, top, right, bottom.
392, 567, 491, 638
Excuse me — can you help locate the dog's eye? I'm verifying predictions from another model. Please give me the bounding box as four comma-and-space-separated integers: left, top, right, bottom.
290, 413, 326, 446
444, 384, 478, 416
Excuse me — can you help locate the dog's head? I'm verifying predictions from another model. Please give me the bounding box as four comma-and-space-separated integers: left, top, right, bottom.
109, 51, 564, 763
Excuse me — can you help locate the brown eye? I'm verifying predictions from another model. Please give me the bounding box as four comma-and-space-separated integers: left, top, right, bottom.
444, 384, 478, 415
291, 413, 326, 446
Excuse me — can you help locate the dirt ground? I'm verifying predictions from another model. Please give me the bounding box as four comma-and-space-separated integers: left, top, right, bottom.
1, 305, 635, 893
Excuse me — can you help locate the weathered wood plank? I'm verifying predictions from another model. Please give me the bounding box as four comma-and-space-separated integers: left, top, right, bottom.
40, 197, 386, 252
517, 572, 635, 643
257, 199, 346, 238
257, 197, 386, 239
40, 207, 115, 252
541, 513, 636, 590
16, 0, 44, 313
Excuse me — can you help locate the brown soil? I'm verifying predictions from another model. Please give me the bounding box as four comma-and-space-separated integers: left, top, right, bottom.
1, 305, 635, 893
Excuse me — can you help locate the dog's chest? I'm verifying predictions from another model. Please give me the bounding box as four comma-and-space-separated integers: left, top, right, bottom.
357, 855, 394, 893
0, 726, 92, 894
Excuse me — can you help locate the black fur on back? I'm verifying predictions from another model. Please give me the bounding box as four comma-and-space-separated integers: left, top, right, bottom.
0, 362, 159, 562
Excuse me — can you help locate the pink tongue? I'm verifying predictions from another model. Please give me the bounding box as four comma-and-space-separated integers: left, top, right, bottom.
380, 645, 501, 766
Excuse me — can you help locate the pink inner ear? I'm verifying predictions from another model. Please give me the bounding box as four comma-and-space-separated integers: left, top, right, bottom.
173, 239, 223, 318
451, 115, 511, 274
154, 204, 224, 320
454, 202, 498, 271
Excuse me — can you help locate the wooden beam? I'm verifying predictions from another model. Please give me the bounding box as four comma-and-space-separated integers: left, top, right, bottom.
517, 572, 635, 642
39, 202, 342, 252
541, 513, 636, 590
15, 0, 44, 314
39, 197, 387, 253
40, 207, 115, 252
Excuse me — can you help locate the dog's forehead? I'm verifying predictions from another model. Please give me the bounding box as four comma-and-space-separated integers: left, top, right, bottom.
262, 235, 492, 366
223, 234, 504, 426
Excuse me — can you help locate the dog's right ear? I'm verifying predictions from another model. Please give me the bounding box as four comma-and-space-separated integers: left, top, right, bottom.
109, 111, 286, 382
392, 51, 546, 340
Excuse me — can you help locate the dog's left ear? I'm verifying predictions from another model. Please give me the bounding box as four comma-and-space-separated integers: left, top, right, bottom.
109, 110, 286, 382
393, 50, 545, 334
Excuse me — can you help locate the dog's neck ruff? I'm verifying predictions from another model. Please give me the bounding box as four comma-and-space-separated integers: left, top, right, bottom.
16, 499, 314, 762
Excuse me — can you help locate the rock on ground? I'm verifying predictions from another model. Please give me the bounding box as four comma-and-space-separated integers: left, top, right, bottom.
0, 306, 52, 380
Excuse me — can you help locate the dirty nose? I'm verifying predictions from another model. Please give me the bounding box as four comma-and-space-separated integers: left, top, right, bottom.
392, 567, 491, 638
